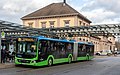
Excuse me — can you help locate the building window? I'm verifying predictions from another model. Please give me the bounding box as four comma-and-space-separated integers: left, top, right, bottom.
86, 40, 88, 42
64, 20, 70, 27
79, 21, 82, 25
83, 23, 85, 26
83, 39, 85, 41
86, 24, 89, 26
79, 38, 81, 40
28, 22, 33, 28
49, 21, 55, 28
41, 22, 46, 28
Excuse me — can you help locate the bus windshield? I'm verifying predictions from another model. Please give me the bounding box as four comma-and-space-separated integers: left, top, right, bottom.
16, 38, 37, 58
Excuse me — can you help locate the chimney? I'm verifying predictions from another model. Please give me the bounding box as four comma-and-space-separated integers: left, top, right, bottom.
64, 0, 66, 3
63, 0, 66, 6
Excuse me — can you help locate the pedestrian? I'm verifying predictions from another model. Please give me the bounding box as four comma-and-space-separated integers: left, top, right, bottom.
11, 51, 15, 62
1, 49, 6, 63
5, 50, 10, 62
113, 50, 117, 56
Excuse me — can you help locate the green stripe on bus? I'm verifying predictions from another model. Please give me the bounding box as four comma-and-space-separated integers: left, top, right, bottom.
53, 58, 68, 64
77, 57, 87, 61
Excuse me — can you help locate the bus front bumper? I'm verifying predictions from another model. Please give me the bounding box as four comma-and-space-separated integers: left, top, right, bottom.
15, 59, 48, 66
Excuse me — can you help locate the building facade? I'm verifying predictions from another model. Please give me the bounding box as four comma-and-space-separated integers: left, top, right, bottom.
21, 2, 115, 53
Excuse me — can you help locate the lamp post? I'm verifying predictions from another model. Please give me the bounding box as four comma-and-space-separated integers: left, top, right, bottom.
118, 36, 120, 50
0, 27, 1, 63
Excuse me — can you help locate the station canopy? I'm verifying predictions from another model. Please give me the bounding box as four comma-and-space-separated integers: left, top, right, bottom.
0, 20, 120, 38
40, 24, 120, 37
0, 20, 56, 38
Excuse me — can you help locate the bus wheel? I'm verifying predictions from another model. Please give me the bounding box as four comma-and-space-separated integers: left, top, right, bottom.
15, 64, 19, 67
87, 56, 90, 61
68, 57, 72, 64
48, 58, 53, 66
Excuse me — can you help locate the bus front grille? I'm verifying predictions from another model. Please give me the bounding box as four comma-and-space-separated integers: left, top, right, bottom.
18, 59, 31, 63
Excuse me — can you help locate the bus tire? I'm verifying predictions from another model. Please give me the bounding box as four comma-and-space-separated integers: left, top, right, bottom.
68, 56, 72, 64
15, 64, 19, 67
48, 58, 53, 66
87, 55, 90, 61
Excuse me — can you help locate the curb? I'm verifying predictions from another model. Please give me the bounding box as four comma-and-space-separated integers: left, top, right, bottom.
94, 55, 120, 58
94, 56, 108, 58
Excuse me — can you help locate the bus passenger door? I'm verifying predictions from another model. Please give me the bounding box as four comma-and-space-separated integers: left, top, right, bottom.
38, 40, 48, 61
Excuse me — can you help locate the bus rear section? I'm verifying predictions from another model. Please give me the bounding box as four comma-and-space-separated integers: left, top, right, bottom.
73, 42, 94, 61
36, 39, 74, 66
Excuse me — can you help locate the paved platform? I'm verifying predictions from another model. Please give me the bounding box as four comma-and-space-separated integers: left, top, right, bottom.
0, 63, 15, 69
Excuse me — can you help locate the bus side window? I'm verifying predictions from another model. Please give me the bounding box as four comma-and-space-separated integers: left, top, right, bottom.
82, 45, 86, 52
50, 42, 54, 51
78, 44, 82, 52
67, 43, 72, 53
41, 41, 47, 53
62, 43, 65, 51
39, 43, 41, 50
46, 41, 50, 52
54, 42, 57, 51
86, 46, 90, 53
60, 43, 65, 56
90, 47, 92, 52
38, 41, 41, 52
67, 44, 72, 50
44, 41, 50, 53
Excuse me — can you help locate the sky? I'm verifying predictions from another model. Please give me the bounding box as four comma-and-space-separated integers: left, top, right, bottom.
0, 0, 120, 25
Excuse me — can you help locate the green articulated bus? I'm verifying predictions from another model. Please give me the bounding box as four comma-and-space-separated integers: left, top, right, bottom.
15, 36, 94, 66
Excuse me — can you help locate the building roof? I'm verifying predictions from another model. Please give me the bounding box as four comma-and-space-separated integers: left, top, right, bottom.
21, 2, 91, 23
91, 36, 101, 40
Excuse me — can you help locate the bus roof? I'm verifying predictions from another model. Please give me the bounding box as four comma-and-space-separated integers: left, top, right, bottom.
78, 42, 94, 46
17, 36, 94, 45
37, 36, 94, 45
37, 36, 74, 43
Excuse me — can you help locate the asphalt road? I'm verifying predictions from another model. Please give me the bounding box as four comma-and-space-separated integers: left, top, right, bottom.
0, 56, 120, 75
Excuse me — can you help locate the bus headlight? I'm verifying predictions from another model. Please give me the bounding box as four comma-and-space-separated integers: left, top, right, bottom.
31, 60, 36, 63
40, 59, 43, 61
